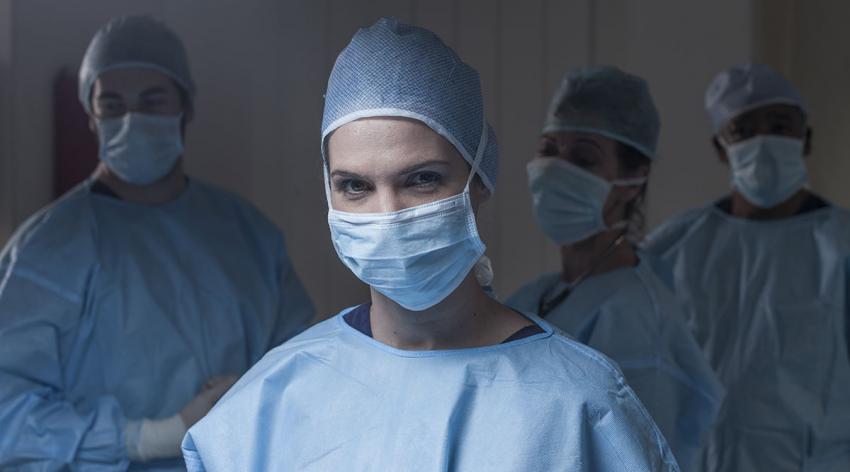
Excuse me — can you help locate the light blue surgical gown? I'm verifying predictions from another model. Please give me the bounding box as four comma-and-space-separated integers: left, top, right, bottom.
507, 252, 724, 470
643, 201, 850, 471
0, 178, 314, 471
182, 308, 680, 471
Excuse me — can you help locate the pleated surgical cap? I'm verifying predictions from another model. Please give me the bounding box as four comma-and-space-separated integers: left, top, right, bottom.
321, 17, 499, 192
79, 15, 195, 115
543, 66, 660, 160
705, 63, 806, 134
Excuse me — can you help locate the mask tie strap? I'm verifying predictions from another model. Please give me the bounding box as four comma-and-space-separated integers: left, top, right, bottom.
465, 117, 488, 190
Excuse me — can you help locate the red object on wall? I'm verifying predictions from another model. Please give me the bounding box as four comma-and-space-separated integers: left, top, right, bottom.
54, 67, 98, 198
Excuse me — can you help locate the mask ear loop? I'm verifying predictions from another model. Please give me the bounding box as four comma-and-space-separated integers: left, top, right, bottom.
464, 118, 489, 191
466, 117, 492, 287
609, 174, 649, 232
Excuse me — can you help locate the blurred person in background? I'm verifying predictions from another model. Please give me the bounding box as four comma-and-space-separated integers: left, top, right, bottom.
644, 63, 850, 471
508, 65, 724, 470
0, 15, 313, 470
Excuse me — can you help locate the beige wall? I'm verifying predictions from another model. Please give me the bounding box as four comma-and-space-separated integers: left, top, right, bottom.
754, 0, 850, 208
0, 0, 791, 319
590, 0, 754, 229
0, 0, 12, 240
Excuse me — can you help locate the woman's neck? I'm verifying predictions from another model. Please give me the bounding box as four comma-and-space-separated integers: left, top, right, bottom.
93, 162, 187, 205
369, 273, 530, 350
560, 229, 637, 285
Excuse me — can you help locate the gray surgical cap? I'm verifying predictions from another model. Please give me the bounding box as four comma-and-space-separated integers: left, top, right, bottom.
705, 63, 807, 134
543, 66, 660, 160
78, 15, 195, 115
322, 17, 499, 192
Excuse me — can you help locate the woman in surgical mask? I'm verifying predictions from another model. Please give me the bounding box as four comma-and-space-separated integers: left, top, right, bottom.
180, 19, 678, 472
507, 66, 724, 470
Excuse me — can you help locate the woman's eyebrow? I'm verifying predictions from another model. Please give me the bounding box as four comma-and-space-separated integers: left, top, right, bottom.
397, 160, 451, 175
330, 160, 451, 180
329, 169, 366, 180
573, 138, 604, 152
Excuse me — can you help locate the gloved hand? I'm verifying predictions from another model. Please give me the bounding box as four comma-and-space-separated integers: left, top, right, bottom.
179, 374, 239, 428
125, 374, 239, 462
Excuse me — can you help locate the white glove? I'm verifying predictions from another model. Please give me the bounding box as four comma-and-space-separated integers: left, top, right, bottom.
124, 414, 186, 462
125, 374, 238, 462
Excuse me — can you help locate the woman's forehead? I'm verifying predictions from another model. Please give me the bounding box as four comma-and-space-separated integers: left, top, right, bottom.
328, 117, 463, 169
333, 117, 440, 141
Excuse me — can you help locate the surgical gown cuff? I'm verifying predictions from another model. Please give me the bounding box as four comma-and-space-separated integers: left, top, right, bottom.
124, 414, 187, 462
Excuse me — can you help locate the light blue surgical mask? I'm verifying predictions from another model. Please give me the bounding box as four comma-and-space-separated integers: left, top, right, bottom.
527, 157, 645, 245
96, 112, 184, 185
723, 135, 807, 208
326, 137, 487, 312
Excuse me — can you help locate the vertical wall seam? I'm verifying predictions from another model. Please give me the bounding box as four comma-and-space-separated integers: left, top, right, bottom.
786, 0, 798, 76
494, 0, 504, 291
538, 0, 548, 271
322, 0, 334, 305
451, 0, 459, 46
587, 0, 596, 66
7, 0, 17, 228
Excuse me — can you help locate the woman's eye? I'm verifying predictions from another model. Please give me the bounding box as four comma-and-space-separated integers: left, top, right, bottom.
98, 102, 125, 117
729, 125, 752, 141
567, 149, 598, 169
538, 141, 559, 157
335, 179, 371, 196
407, 171, 442, 188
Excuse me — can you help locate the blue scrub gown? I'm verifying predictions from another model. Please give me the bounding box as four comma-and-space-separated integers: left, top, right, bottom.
644, 200, 850, 471
182, 308, 680, 471
507, 252, 724, 471
0, 178, 314, 471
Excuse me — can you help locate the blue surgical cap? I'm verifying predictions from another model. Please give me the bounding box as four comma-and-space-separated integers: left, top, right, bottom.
78, 15, 195, 115
543, 66, 660, 160
321, 17, 499, 192
705, 63, 807, 134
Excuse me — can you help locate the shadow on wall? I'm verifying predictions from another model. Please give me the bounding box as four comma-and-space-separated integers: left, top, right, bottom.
53, 67, 99, 197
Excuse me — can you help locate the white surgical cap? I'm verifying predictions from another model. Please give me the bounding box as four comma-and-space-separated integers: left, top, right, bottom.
543, 66, 660, 160
705, 63, 806, 134
78, 15, 195, 116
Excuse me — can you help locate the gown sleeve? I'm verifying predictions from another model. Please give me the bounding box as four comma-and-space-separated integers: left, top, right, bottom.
0, 231, 128, 470
579, 370, 682, 471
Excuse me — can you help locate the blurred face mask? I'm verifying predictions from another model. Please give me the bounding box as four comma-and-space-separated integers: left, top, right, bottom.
723, 135, 807, 208
96, 112, 184, 185
527, 157, 645, 245
326, 130, 488, 312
